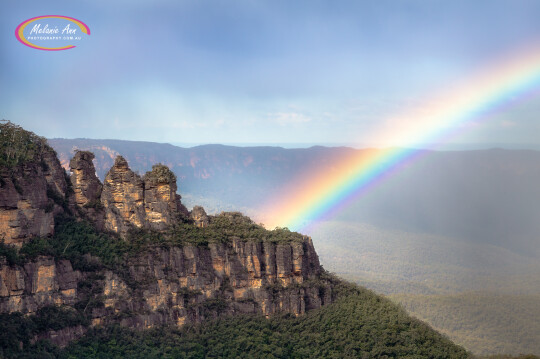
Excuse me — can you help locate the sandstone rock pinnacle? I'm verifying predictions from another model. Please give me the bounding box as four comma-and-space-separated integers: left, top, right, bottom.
101, 156, 146, 235
143, 164, 187, 230
69, 151, 105, 229
100, 157, 189, 236
69, 151, 102, 207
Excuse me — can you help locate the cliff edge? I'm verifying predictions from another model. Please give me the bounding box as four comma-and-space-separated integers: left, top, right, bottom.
0, 122, 332, 347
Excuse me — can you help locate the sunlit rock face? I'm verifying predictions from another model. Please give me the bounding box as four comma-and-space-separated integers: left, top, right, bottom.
0, 256, 79, 314
0, 236, 329, 330
101, 156, 146, 235
2, 146, 191, 240
69, 151, 102, 208
143, 164, 189, 231
100, 158, 189, 235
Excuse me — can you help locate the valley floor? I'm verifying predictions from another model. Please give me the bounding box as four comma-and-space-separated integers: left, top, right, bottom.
309, 220, 540, 356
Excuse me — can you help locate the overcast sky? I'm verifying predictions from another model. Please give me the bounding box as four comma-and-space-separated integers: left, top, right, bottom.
2, 0, 540, 147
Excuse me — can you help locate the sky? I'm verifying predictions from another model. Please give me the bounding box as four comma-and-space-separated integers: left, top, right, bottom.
2, 0, 540, 148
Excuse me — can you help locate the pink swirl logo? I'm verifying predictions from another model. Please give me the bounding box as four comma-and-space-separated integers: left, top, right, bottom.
15, 15, 90, 51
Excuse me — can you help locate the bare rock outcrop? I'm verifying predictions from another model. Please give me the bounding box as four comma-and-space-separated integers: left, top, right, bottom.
143, 164, 188, 230
1, 123, 190, 241
101, 156, 146, 235
116, 236, 328, 326
190, 206, 209, 228
100, 157, 189, 236
0, 236, 330, 329
42, 147, 68, 201
69, 151, 102, 208
69, 151, 104, 228
0, 165, 54, 247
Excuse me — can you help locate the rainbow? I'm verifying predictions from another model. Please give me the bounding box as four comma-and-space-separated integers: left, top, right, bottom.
262, 45, 540, 232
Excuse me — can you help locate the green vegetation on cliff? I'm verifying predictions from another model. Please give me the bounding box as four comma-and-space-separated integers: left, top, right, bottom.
1, 306, 89, 358
0, 120, 50, 169
1, 211, 303, 270
143, 163, 177, 184
170, 212, 304, 245
1, 217, 133, 271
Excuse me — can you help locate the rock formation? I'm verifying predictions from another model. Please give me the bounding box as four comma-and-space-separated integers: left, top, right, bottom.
101, 156, 147, 235
0, 124, 69, 247
99, 157, 189, 236
143, 164, 189, 230
42, 147, 69, 201
1, 123, 192, 243
0, 164, 55, 247
0, 256, 79, 314
0, 237, 329, 335
190, 205, 209, 228
69, 151, 102, 208
0, 125, 334, 348
69, 151, 104, 228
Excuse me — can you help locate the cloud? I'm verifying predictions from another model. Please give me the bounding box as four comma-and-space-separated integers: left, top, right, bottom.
269, 112, 312, 126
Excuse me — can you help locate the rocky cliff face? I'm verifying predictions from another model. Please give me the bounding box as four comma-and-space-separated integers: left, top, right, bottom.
1, 125, 334, 348
69, 151, 102, 209
116, 236, 327, 326
1, 142, 191, 244
0, 256, 79, 314
0, 236, 330, 345
0, 140, 69, 247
